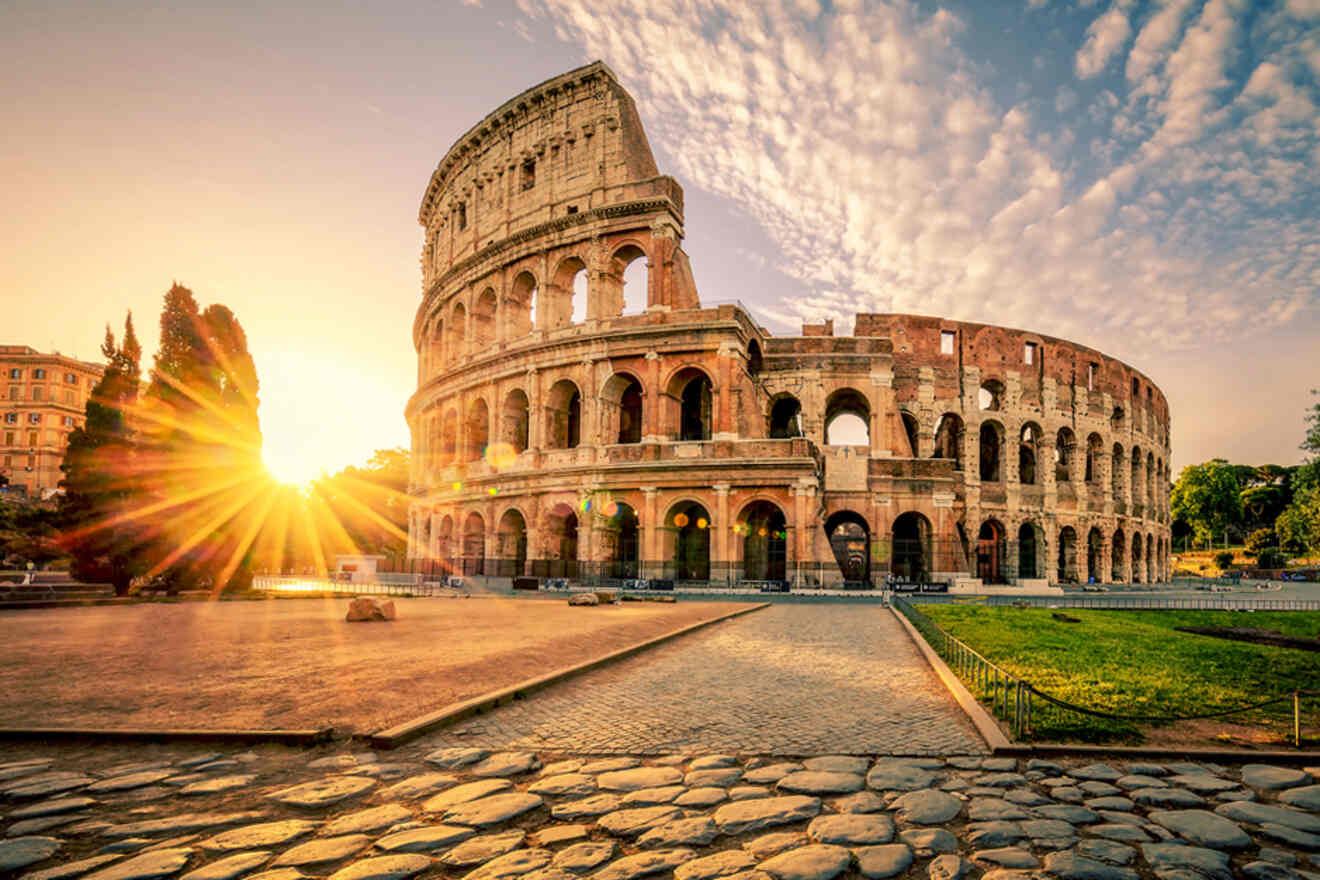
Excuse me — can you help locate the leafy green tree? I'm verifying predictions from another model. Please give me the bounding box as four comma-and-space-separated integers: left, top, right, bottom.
1277, 485, 1320, 556
1213, 550, 1235, 570
59, 315, 145, 593
1294, 391, 1320, 493
1170, 459, 1243, 546
311, 448, 411, 564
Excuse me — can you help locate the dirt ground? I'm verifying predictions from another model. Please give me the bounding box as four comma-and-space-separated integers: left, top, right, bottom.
0, 596, 753, 734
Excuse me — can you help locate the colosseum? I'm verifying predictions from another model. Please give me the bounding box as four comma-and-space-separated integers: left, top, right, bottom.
405, 62, 1172, 591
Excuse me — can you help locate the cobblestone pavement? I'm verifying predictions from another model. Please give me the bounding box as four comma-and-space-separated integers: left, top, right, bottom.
418, 604, 986, 756
3, 742, 1319, 880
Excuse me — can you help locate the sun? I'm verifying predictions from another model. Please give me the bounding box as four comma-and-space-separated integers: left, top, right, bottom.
262, 448, 326, 487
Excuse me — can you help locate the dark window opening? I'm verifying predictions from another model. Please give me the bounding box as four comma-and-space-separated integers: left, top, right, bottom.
521, 160, 535, 191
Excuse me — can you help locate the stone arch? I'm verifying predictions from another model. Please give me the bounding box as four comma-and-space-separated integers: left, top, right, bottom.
892, 511, 931, 582
933, 413, 963, 469
465, 397, 490, 462
1111, 405, 1125, 431
428, 316, 444, 372
461, 511, 485, 576
449, 302, 466, 361
1087, 526, 1104, 582
473, 288, 497, 349
665, 366, 713, 442
978, 378, 1005, 411
611, 243, 649, 317
1131, 532, 1143, 584
1085, 433, 1104, 484
1146, 451, 1156, 509
1019, 422, 1043, 485
769, 394, 803, 439
545, 379, 582, 449
440, 408, 459, 464
666, 500, 711, 582
1146, 532, 1155, 583
599, 499, 640, 579
1112, 528, 1126, 581
1018, 520, 1042, 580
502, 389, 529, 454
496, 507, 528, 577
826, 510, 871, 585
1112, 443, 1125, 497
601, 372, 644, 445
1130, 446, 1143, 507
1055, 427, 1076, 482
977, 519, 1007, 584
979, 420, 1004, 482
739, 500, 787, 583
824, 387, 870, 446
416, 511, 432, 560
746, 340, 763, 376
1057, 525, 1078, 583
900, 411, 920, 458
508, 271, 537, 337
436, 514, 455, 570
543, 502, 579, 578
549, 255, 588, 329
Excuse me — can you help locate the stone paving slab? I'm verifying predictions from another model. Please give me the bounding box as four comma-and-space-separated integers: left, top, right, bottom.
414, 605, 986, 756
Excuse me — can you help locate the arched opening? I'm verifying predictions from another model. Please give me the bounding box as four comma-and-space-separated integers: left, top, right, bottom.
571, 266, 588, 325
545, 379, 581, 449
667, 501, 710, 582
1086, 433, 1103, 484
429, 318, 444, 372
547, 256, 587, 330
601, 501, 639, 579
977, 519, 1006, 584
746, 340, 763, 376
900, 412, 920, 457
1019, 423, 1041, 485
667, 368, 713, 442
1146, 452, 1156, 506
509, 271, 537, 337
416, 513, 431, 560
449, 302, 466, 361
496, 509, 527, 578
1087, 527, 1103, 583
473, 288, 497, 349
1111, 443, 1124, 497
1018, 522, 1039, 579
1130, 447, 1143, 506
461, 512, 485, 576
979, 422, 1003, 482
544, 503, 579, 579
1057, 525, 1078, 583
440, 409, 459, 464
978, 379, 1004, 411
436, 515, 454, 572
933, 413, 963, 470
892, 512, 931, 582
1111, 406, 1125, 431
824, 388, 870, 446
1132, 377, 1140, 398
769, 395, 803, 439
602, 373, 644, 445
502, 389, 529, 454
1112, 529, 1125, 581
465, 398, 489, 462
1146, 533, 1155, 583
614, 244, 648, 316
1131, 533, 1143, 583
1055, 427, 1075, 482
827, 511, 871, 586
740, 501, 787, 583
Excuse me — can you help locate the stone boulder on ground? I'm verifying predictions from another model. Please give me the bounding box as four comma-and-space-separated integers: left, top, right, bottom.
346, 598, 396, 622
569, 593, 600, 606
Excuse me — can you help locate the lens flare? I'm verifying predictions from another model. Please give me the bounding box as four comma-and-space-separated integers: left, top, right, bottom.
674, 513, 689, 527
697, 517, 708, 529
484, 442, 518, 470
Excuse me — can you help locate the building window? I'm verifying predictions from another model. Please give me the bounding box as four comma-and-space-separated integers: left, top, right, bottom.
62, 416, 74, 427
3, 413, 16, 424
940, 330, 955, 355
28, 414, 40, 425
7, 368, 19, 379
520, 159, 535, 191
63, 390, 75, 404
31, 387, 42, 401
26, 454, 35, 468
27, 431, 37, 446
33, 369, 46, 379
65, 372, 77, 384
2, 454, 10, 466
3, 432, 12, 445
1024, 342, 1037, 365
1087, 362, 1098, 391
7, 387, 17, 400
456, 202, 467, 231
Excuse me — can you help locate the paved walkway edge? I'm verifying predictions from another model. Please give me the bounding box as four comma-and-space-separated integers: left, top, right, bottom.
368, 601, 771, 749
0, 727, 333, 745
890, 605, 1009, 752
1012, 742, 1320, 763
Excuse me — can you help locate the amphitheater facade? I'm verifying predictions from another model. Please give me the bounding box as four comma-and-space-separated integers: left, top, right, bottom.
405, 62, 1172, 589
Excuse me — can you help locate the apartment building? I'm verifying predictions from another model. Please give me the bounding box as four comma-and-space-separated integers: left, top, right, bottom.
1, 345, 104, 498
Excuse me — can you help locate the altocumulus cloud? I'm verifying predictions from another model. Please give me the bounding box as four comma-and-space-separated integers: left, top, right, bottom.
519, 0, 1317, 356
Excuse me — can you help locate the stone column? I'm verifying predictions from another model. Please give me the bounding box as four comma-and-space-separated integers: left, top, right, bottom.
526, 369, 541, 451
715, 348, 735, 440
713, 484, 731, 585
642, 487, 659, 579
1100, 532, 1112, 585
644, 352, 662, 442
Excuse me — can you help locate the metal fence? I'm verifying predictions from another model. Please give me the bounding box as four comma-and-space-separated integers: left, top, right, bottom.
908, 593, 1320, 611
893, 596, 1316, 744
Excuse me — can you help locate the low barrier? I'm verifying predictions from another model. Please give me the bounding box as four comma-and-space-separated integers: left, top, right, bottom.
909, 593, 1320, 611
893, 596, 1316, 744
251, 575, 441, 596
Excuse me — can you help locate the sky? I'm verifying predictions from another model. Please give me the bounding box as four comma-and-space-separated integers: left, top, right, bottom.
2, 0, 1317, 483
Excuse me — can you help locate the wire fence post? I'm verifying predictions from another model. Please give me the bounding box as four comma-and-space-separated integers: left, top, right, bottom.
1295, 692, 1302, 748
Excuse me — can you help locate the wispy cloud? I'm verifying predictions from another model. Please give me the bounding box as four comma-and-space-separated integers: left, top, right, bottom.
519, 0, 1317, 358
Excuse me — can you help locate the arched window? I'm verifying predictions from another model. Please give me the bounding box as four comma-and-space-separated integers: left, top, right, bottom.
1085, 433, 1104, 484
1087, 527, 1104, 583
1131, 534, 1143, 584
769, 396, 803, 439
900, 412, 920, 457
667, 368, 713, 442
602, 374, 644, 445
977, 519, 1006, 584
449, 302, 466, 360
933, 414, 963, 469
473, 288, 497, 349
429, 318, 444, 372
1111, 443, 1124, 497
1111, 529, 1126, 582
614, 244, 648, 316
824, 388, 870, 446
544, 503, 579, 579
740, 501, 787, 583
441, 409, 459, 464
668, 501, 711, 581
747, 340, 763, 376
979, 422, 1003, 482
1019, 423, 1042, 485
1055, 428, 1075, 482
893, 512, 931, 582
550, 257, 588, 329
1057, 526, 1077, 583
461, 512, 485, 576
465, 398, 489, 462
978, 379, 1004, 411
496, 509, 527, 578
601, 501, 639, 579
1018, 522, 1039, 579
826, 511, 871, 586
509, 272, 537, 337
502, 390, 529, 454
545, 380, 581, 449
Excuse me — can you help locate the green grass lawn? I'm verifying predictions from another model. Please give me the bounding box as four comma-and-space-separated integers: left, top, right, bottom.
915, 604, 1320, 744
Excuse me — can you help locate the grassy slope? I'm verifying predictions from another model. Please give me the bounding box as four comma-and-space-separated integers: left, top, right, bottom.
920, 605, 1320, 742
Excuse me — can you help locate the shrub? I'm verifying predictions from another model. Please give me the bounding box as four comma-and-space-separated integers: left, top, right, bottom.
1213, 550, 1235, 570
